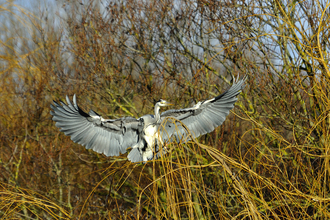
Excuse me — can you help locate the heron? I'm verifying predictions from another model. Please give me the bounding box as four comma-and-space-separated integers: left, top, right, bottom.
50, 76, 246, 162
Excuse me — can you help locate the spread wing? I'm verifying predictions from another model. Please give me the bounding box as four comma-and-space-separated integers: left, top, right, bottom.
50, 95, 143, 157
160, 76, 246, 142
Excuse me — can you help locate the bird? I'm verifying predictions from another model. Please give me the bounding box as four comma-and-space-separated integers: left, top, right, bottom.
50, 76, 246, 163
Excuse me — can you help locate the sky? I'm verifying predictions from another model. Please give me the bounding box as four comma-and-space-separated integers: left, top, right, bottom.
3, 0, 55, 11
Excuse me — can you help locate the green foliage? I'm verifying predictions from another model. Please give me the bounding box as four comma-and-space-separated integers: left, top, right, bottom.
0, 0, 330, 219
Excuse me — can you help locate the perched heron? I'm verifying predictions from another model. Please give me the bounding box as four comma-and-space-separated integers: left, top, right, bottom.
50, 77, 246, 162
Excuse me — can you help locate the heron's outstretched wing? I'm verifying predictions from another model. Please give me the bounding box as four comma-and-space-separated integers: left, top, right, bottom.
50, 95, 143, 157
160, 77, 246, 142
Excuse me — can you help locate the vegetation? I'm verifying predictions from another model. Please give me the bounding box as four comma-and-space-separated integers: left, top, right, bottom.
1, 0, 329, 219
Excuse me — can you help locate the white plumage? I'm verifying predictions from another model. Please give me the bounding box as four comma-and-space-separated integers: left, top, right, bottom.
50, 76, 246, 162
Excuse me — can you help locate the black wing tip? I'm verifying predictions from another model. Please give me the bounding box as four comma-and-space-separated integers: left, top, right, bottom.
212, 75, 247, 103
89, 109, 100, 117
50, 94, 91, 118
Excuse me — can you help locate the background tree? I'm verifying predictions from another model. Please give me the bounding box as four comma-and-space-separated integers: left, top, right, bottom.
1, 0, 329, 219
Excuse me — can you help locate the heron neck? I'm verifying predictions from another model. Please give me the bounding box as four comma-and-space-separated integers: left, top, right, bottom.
154, 104, 160, 122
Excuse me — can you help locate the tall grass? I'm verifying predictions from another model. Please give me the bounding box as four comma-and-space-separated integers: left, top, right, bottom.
1, 0, 330, 219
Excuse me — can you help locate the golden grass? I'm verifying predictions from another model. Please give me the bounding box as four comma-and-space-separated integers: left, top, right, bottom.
1, 0, 330, 219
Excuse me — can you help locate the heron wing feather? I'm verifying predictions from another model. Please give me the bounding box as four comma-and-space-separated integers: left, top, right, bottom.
50, 94, 142, 157
160, 77, 246, 142
127, 148, 143, 163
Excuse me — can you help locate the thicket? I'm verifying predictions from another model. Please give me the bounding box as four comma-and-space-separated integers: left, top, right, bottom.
1, 0, 329, 219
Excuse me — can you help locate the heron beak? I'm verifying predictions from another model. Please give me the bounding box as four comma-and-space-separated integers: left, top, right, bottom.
166, 102, 173, 106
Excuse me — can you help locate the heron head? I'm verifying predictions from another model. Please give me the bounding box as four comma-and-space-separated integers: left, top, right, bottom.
157, 99, 172, 107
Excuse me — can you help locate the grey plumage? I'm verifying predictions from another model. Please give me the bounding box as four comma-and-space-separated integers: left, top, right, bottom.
50, 76, 246, 163
160, 77, 246, 143
51, 95, 142, 157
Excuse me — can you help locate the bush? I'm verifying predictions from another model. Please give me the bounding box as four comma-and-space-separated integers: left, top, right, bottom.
1, 0, 329, 219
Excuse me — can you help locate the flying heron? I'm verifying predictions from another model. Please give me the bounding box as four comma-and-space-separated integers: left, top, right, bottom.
50, 76, 246, 162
